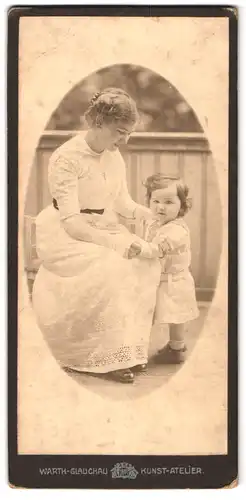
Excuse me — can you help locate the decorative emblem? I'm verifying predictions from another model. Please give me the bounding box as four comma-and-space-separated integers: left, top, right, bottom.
110, 462, 138, 479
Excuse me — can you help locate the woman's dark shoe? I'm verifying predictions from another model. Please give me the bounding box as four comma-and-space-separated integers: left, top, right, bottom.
106, 368, 135, 383
153, 343, 187, 364
131, 364, 148, 373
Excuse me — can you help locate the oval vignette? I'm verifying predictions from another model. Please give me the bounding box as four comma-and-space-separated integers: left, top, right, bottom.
24, 64, 222, 399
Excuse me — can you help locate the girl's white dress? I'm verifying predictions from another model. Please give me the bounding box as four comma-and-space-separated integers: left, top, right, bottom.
32, 133, 161, 373
142, 218, 199, 324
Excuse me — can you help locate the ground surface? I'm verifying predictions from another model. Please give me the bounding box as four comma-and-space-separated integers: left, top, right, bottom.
18, 302, 227, 455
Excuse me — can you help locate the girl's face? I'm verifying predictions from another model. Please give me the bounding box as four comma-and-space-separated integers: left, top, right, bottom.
99, 120, 135, 151
149, 185, 181, 224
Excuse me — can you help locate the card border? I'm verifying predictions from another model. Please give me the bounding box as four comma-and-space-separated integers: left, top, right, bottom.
8, 5, 238, 489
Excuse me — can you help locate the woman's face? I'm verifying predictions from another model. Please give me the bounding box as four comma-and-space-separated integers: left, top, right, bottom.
100, 120, 135, 151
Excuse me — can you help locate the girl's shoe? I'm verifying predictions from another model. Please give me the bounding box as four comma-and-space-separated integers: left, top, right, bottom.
131, 364, 148, 373
153, 343, 187, 364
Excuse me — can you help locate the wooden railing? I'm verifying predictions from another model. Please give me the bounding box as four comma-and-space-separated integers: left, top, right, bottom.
24, 131, 222, 300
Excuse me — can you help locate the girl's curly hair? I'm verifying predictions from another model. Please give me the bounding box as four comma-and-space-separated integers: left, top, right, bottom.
84, 87, 139, 127
143, 173, 192, 217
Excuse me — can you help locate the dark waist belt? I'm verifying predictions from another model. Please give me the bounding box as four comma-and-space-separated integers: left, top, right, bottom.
52, 198, 104, 215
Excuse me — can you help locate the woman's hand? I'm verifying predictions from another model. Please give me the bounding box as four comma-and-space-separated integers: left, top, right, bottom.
127, 241, 142, 259
135, 206, 158, 222
86, 219, 123, 234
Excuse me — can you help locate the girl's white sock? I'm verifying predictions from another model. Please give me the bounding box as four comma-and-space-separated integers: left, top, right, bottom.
169, 340, 185, 351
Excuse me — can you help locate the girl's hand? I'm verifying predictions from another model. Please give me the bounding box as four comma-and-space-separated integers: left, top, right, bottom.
127, 241, 142, 259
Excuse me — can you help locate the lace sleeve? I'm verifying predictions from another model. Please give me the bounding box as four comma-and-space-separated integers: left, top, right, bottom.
48, 151, 82, 221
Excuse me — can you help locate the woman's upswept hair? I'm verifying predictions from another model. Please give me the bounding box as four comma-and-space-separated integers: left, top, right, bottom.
143, 173, 192, 217
84, 87, 138, 127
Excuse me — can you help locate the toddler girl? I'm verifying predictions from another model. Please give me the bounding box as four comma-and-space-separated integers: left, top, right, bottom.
128, 174, 199, 364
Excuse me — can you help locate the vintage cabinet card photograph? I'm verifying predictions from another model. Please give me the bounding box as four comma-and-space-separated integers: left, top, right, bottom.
8, 5, 237, 489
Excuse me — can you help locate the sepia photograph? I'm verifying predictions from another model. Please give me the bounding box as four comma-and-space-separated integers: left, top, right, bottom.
9, 7, 237, 489
24, 64, 220, 385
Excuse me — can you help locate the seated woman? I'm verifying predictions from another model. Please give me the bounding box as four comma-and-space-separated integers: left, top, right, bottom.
32, 87, 161, 383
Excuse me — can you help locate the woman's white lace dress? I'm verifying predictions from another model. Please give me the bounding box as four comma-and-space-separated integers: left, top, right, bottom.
32, 133, 161, 373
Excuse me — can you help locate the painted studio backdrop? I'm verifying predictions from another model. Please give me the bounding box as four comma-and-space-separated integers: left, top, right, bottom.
24, 64, 222, 301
